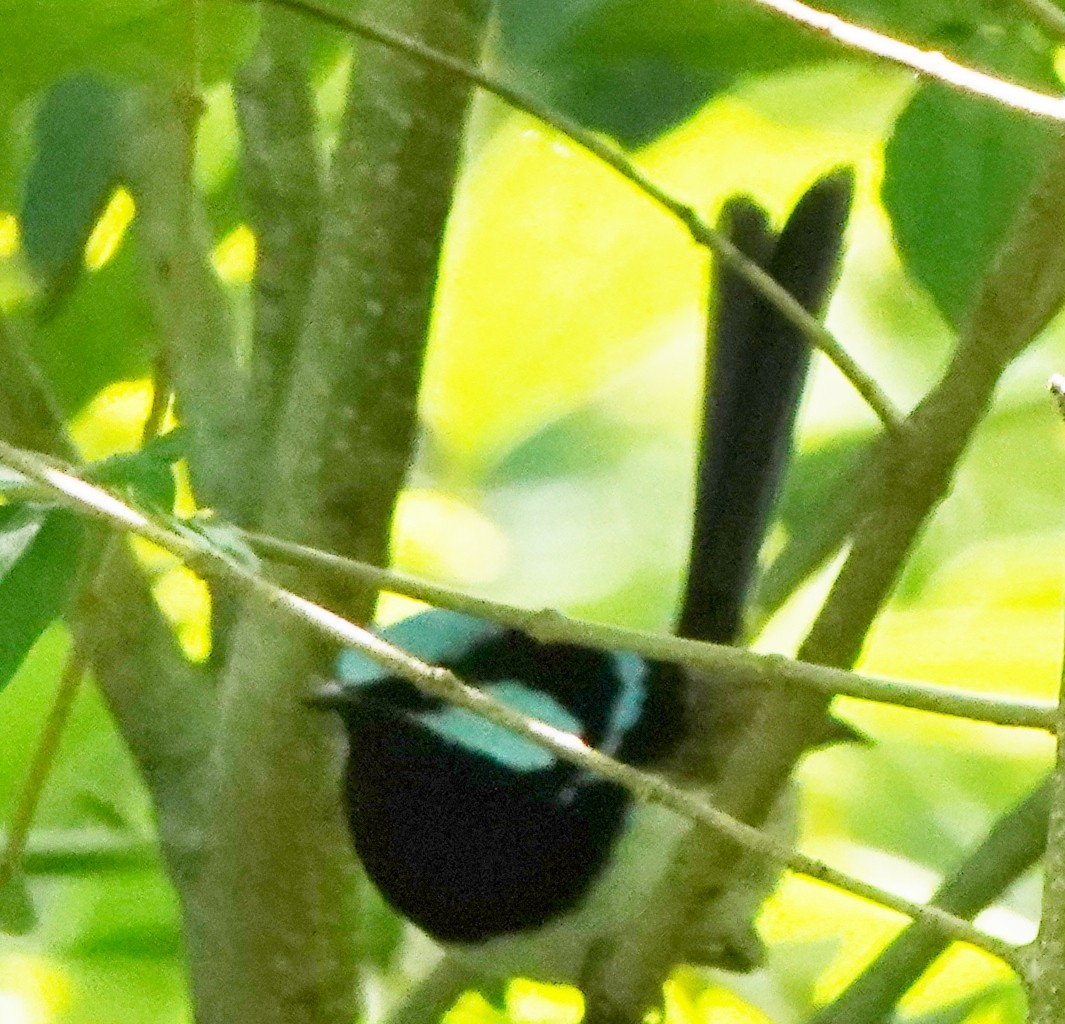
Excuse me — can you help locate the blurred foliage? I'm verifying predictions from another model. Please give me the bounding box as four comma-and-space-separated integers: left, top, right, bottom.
20, 74, 123, 305
1, 0, 1064, 1021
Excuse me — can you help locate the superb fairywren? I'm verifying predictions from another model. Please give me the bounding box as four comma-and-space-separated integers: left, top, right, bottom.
313, 170, 855, 984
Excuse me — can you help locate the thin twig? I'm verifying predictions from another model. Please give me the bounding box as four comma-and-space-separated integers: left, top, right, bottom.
1025, 379, 1065, 1021
746, 0, 1065, 121
243, 528, 1056, 731
1011, 0, 1065, 45
380, 958, 482, 1024
0, 442, 1024, 969
226, 0, 902, 432
18, 829, 158, 874
811, 775, 1050, 1023
0, 639, 89, 897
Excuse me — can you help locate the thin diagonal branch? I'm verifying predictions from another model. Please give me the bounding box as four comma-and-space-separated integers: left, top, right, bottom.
1013, 0, 1065, 42
744, 0, 1065, 121
1025, 382, 1065, 1022
0, 638, 89, 898
0, 442, 1025, 972
241, 528, 1057, 731
812, 775, 1050, 1024
228, 0, 902, 432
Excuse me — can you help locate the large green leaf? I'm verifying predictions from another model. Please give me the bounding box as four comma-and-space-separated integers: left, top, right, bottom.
497, 0, 830, 144
0, 0, 257, 105
33, 230, 155, 414
881, 23, 1059, 328
496, 0, 1056, 145
0, 507, 85, 692
883, 84, 1057, 328
21, 74, 122, 301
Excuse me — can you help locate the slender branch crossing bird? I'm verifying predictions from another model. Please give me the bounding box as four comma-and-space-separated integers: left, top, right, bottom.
312, 169, 855, 986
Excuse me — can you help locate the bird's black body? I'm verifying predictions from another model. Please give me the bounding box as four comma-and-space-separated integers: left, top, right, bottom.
331, 618, 670, 942
315, 170, 855, 978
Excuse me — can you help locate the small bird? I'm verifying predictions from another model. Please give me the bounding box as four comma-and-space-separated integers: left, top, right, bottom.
313, 169, 855, 985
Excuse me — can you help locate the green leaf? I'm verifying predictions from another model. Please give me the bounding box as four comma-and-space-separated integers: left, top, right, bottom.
0, 507, 85, 692
20, 73, 122, 301
496, 0, 1055, 144
33, 228, 155, 414
498, 0, 830, 144
85, 428, 186, 512
0, 0, 258, 104
882, 29, 1058, 328
0, 870, 37, 935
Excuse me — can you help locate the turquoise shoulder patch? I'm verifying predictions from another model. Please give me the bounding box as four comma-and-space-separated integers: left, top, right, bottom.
418, 681, 582, 771
336, 610, 505, 684
600, 652, 648, 756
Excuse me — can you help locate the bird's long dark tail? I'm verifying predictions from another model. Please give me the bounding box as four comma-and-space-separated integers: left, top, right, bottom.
675, 170, 855, 645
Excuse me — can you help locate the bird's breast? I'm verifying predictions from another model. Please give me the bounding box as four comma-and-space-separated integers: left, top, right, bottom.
344, 708, 633, 944
328, 610, 687, 974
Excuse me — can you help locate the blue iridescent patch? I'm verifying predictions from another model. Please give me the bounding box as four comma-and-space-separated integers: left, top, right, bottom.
333, 609, 648, 771
335, 609, 505, 685
600, 652, 648, 756
418, 680, 581, 771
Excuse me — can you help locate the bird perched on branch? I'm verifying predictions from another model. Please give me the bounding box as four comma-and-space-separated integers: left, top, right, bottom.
312, 169, 855, 985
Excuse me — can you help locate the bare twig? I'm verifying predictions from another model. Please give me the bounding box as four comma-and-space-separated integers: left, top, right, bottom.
226, 0, 903, 431
812, 775, 1050, 1023
0, 442, 1024, 970
1009, 0, 1065, 44
742, 0, 1065, 121
0, 640, 89, 898
242, 528, 1057, 731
